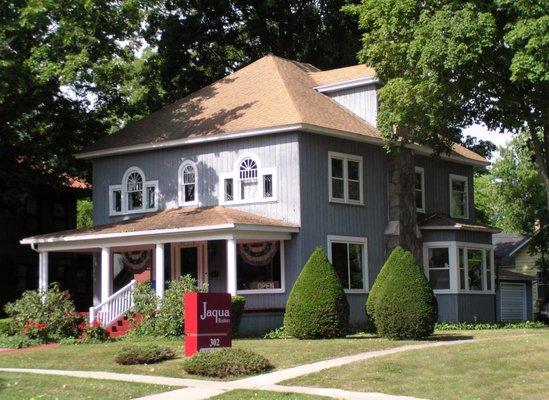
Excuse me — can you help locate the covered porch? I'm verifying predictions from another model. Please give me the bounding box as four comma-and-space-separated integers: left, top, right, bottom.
21, 206, 299, 327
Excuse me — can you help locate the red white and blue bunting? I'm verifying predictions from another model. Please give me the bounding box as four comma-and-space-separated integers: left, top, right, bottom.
237, 242, 279, 266
122, 250, 151, 273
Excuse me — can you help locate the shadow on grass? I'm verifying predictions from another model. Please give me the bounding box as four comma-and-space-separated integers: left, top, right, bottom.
424, 334, 474, 341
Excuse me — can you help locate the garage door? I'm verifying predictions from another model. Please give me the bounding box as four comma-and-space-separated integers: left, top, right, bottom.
500, 283, 526, 321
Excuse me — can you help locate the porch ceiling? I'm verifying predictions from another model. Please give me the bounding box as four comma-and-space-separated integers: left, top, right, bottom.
20, 206, 299, 251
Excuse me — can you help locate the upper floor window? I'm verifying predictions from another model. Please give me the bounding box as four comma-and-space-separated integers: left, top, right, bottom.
220, 155, 277, 205
109, 167, 158, 216
449, 174, 469, 219
415, 167, 425, 213
178, 161, 198, 206
328, 152, 363, 205
327, 235, 369, 292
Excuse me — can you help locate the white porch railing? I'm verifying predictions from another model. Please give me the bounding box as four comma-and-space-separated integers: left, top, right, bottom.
89, 280, 136, 326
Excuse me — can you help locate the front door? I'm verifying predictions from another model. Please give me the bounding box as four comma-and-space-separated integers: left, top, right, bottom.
173, 242, 208, 287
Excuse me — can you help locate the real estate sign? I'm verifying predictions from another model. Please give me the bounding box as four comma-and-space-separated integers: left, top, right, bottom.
184, 292, 232, 357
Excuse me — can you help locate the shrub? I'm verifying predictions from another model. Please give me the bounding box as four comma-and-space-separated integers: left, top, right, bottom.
264, 326, 291, 339
115, 344, 176, 365
22, 322, 49, 341
128, 281, 158, 336
182, 348, 271, 377
0, 334, 43, 349
284, 247, 349, 339
4, 283, 78, 340
374, 248, 437, 339
79, 320, 107, 341
366, 246, 405, 325
231, 296, 246, 336
154, 275, 207, 337
0, 318, 13, 336
436, 321, 547, 330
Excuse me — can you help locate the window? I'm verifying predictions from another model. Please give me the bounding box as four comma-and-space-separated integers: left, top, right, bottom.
426, 247, 450, 289
328, 152, 363, 204
458, 247, 493, 292
327, 236, 368, 292
449, 174, 469, 218
236, 241, 284, 293
109, 167, 158, 216
415, 167, 425, 212
178, 161, 198, 206
220, 155, 277, 204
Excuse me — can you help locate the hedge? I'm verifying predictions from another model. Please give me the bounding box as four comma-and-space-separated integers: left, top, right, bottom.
374, 247, 437, 339
182, 348, 271, 377
284, 247, 349, 339
115, 345, 175, 365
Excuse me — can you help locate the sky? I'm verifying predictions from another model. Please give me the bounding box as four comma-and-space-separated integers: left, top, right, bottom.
463, 124, 514, 160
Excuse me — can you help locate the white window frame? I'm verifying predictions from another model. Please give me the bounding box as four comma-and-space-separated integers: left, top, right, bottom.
425, 246, 451, 291
327, 235, 369, 293
178, 160, 199, 206
236, 240, 285, 295
449, 174, 469, 219
458, 245, 495, 293
219, 154, 278, 205
423, 241, 494, 294
109, 166, 159, 216
415, 166, 425, 213
328, 151, 364, 205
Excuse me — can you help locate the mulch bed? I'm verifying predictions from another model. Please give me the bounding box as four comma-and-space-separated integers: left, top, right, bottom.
0, 343, 59, 355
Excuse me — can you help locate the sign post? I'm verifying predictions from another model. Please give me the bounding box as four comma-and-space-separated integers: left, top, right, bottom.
184, 292, 232, 357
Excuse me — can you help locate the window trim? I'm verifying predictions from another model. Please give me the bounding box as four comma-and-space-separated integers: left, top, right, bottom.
449, 174, 469, 219
219, 155, 278, 205
426, 246, 451, 290
327, 235, 369, 293
415, 166, 425, 213
236, 240, 286, 295
109, 166, 159, 216
178, 160, 199, 206
328, 151, 364, 205
423, 241, 494, 294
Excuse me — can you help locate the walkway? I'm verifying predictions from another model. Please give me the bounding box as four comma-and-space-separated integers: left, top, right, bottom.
0, 337, 478, 400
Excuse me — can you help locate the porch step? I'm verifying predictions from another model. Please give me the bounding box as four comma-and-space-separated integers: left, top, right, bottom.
106, 315, 132, 338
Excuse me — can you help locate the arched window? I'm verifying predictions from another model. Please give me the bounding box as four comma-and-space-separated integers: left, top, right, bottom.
179, 161, 198, 206
109, 167, 158, 216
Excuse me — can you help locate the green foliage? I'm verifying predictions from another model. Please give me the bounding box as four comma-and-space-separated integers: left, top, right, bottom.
284, 247, 349, 339
366, 246, 406, 325
373, 248, 437, 339
231, 296, 246, 336
0, 334, 43, 349
80, 321, 107, 342
115, 344, 175, 365
475, 133, 545, 233
436, 321, 547, 331
0, 319, 13, 336
76, 199, 93, 229
264, 326, 291, 340
4, 283, 78, 340
128, 281, 158, 336
182, 348, 271, 378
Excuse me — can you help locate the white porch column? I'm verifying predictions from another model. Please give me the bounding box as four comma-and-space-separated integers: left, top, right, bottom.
226, 239, 237, 295
155, 243, 165, 298
38, 251, 49, 292
101, 247, 112, 303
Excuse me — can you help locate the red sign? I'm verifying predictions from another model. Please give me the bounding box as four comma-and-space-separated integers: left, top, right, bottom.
184, 292, 232, 357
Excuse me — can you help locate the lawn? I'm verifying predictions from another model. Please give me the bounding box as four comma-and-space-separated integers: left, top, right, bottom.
284, 329, 549, 400
0, 372, 176, 400
212, 390, 329, 399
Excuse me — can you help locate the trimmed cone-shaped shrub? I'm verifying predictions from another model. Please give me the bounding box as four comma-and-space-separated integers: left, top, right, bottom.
284, 247, 349, 338
374, 248, 438, 339
366, 246, 406, 324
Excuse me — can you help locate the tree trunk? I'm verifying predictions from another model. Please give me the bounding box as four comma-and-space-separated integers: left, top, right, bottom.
384, 145, 423, 263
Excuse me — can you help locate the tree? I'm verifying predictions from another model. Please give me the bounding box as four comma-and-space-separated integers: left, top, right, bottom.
346, 0, 548, 258
475, 133, 545, 233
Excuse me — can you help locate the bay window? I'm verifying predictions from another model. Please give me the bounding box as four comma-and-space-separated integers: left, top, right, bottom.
328, 152, 363, 205
327, 236, 368, 292
236, 241, 284, 293
426, 247, 450, 289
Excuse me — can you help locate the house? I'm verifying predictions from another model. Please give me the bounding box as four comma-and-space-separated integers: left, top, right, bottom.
21, 55, 501, 334
494, 232, 543, 321
1, 169, 93, 314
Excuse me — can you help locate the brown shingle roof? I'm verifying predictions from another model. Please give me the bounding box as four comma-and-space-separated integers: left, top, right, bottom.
419, 213, 501, 234
22, 206, 299, 243
81, 55, 486, 165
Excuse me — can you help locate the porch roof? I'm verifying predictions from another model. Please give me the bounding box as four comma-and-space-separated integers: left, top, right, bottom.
419, 213, 501, 234
21, 206, 299, 251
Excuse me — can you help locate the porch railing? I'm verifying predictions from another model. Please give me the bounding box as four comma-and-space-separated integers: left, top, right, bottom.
89, 280, 136, 327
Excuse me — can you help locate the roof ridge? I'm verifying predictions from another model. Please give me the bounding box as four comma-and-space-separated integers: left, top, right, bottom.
269, 56, 306, 122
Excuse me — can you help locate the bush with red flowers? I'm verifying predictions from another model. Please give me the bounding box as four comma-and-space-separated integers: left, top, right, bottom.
22, 321, 49, 341
79, 320, 107, 341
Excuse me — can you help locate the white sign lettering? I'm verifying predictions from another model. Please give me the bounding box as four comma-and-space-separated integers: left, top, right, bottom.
200, 301, 230, 323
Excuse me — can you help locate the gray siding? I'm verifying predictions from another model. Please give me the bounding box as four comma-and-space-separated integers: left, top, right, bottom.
436, 294, 496, 322
329, 85, 378, 127
92, 133, 301, 226
422, 230, 493, 244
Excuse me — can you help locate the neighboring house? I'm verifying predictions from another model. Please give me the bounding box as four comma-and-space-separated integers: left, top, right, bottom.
494, 232, 542, 321
21, 55, 501, 333
1, 173, 92, 315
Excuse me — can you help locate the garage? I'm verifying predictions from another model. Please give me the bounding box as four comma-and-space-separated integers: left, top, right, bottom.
500, 282, 527, 321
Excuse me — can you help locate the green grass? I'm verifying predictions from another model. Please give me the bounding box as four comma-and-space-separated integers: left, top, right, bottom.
211, 390, 329, 399
284, 329, 549, 400
0, 372, 176, 400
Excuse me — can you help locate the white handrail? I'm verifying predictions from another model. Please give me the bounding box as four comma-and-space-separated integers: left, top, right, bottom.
89, 279, 136, 327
